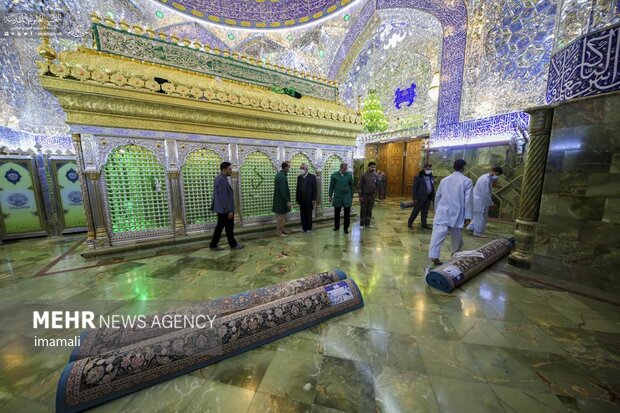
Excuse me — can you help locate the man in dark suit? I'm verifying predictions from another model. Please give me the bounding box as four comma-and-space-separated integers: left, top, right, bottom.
296, 162, 317, 232
359, 161, 378, 229
210, 162, 244, 250
273, 161, 292, 236
408, 163, 435, 230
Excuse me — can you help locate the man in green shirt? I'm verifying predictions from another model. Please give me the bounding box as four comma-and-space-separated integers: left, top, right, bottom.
273, 161, 292, 236
329, 162, 354, 234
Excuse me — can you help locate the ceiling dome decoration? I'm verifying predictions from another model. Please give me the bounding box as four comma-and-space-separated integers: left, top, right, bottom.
151, 0, 360, 29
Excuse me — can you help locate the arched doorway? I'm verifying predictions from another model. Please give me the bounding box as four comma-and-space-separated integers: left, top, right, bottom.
329, 0, 467, 126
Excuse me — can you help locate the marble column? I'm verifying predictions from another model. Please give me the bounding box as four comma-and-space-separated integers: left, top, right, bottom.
71, 134, 97, 246
34, 149, 60, 236
83, 170, 110, 248
315, 170, 323, 217
508, 107, 554, 269
167, 169, 186, 235
231, 169, 242, 225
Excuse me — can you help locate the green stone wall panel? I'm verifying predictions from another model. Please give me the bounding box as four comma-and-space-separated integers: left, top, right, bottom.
533, 93, 620, 293
603, 198, 620, 223
539, 193, 607, 221
240, 151, 277, 220
611, 153, 620, 173
427, 144, 525, 221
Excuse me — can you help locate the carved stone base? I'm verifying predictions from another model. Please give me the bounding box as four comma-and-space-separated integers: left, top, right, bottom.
507, 254, 532, 269
174, 218, 185, 235
93, 228, 110, 248
87, 238, 110, 249
508, 219, 537, 269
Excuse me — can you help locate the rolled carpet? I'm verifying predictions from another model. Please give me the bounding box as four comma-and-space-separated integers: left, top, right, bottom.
425, 238, 515, 293
57, 278, 363, 413
400, 201, 415, 209
71, 270, 346, 361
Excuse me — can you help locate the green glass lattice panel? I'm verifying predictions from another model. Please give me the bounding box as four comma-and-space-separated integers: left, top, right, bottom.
287, 153, 316, 213
322, 155, 343, 208
181, 149, 222, 226
240, 152, 277, 219
104, 144, 171, 234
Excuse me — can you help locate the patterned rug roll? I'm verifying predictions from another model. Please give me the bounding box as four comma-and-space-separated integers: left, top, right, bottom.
71, 270, 346, 361
57, 278, 363, 413
425, 238, 515, 293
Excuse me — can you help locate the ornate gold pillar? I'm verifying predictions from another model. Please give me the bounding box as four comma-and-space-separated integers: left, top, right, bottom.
71, 134, 96, 245
315, 170, 323, 217
231, 169, 242, 225
83, 170, 110, 248
167, 169, 186, 235
508, 107, 554, 269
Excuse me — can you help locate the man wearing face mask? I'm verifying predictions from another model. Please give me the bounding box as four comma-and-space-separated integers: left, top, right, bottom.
296, 163, 317, 233
408, 163, 434, 230
359, 162, 378, 229
428, 159, 473, 266
379, 170, 387, 199
467, 166, 503, 237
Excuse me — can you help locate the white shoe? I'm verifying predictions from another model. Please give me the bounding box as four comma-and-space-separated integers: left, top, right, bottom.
279, 233, 287, 237
360, 226, 365, 229
367, 224, 375, 228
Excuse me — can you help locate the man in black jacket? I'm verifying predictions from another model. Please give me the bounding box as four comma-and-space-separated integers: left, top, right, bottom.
359, 161, 378, 228
408, 163, 434, 230
296, 163, 317, 232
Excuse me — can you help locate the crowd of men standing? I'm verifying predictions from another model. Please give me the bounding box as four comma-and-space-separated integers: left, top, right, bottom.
208, 159, 503, 267
208, 160, 360, 248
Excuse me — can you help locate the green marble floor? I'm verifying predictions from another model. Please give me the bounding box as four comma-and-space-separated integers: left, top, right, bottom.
1, 200, 619, 412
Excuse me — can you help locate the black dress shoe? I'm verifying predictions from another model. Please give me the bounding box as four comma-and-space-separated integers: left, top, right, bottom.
422, 225, 432, 229
407, 224, 413, 229
333, 228, 339, 231
210, 246, 224, 251
344, 228, 349, 234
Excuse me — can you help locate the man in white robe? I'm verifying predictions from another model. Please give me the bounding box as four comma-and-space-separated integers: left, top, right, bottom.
467, 167, 503, 237
428, 159, 473, 266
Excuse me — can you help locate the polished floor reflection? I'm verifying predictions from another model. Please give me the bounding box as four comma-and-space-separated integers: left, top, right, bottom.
0, 200, 619, 412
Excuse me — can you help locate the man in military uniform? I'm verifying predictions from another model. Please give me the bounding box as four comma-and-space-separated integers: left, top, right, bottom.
329, 162, 354, 234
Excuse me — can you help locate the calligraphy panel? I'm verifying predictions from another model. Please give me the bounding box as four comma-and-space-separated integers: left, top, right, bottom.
547, 24, 620, 104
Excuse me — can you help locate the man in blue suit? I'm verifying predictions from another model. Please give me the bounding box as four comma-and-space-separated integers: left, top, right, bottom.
210, 162, 244, 251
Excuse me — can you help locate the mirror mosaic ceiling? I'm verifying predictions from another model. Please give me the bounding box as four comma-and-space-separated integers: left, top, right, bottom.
1, 0, 619, 144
